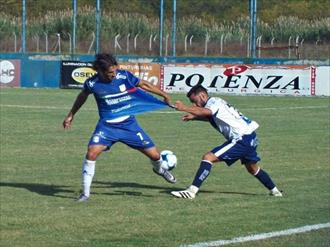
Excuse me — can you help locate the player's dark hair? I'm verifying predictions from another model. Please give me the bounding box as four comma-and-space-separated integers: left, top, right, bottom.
187, 85, 208, 97
92, 53, 118, 72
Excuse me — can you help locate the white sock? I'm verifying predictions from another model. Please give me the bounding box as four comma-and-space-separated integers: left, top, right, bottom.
151, 157, 163, 173
271, 187, 280, 193
82, 159, 96, 197
188, 185, 199, 194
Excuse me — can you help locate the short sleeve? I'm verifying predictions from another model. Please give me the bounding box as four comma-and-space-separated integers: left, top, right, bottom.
83, 79, 93, 94
205, 97, 220, 115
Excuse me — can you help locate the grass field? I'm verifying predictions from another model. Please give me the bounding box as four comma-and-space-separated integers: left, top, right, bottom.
0, 88, 329, 247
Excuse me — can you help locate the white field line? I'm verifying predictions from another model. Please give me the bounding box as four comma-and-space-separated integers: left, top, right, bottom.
0, 104, 328, 113
180, 222, 330, 247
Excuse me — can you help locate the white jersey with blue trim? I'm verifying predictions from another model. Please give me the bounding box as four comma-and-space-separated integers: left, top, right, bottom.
205, 97, 259, 141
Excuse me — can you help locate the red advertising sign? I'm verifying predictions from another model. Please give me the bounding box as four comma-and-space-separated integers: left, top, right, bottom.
223, 65, 249, 76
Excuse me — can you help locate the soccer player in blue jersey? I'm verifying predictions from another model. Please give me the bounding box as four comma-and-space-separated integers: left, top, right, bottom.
171, 85, 282, 199
63, 53, 176, 201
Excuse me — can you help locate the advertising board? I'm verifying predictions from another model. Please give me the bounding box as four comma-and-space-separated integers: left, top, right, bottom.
119, 63, 160, 87
0, 59, 21, 87
60, 61, 95, 89
162, 64, 314, 96
60, 61, 161, 89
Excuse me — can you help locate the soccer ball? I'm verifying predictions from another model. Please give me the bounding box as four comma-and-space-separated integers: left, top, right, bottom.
160, 150, 177, 171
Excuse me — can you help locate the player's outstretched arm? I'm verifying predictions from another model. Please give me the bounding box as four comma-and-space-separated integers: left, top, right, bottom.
63, 91, 89, 129
137, 80, 172, 106
175, 100, 212, 120
181, 113, 196, 121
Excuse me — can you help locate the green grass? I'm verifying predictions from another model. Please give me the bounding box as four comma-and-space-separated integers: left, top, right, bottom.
0, 88, 329, 247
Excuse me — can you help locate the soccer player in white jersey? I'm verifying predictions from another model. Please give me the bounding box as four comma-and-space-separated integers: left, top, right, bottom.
63, 53, 176, 202
171, 85, 282, 199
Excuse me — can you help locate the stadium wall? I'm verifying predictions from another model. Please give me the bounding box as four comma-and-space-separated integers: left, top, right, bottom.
0, 53, 329, 96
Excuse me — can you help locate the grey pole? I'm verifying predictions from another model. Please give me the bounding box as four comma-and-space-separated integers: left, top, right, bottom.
172, 0, 176, 57
21, 0, 26, 53
249, 0, 257, 58
95, 0, 101, 54
159, 0, 164, 56
72, 0, 77, 54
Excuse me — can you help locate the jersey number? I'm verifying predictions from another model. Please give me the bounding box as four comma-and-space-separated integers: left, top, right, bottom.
137, 132, 144, 141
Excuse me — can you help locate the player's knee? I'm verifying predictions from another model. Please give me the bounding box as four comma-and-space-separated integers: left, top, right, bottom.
150, 152, 161, 161
202, 152, 217, 163
245, 163, 260, 175
86, 149, 101, 161
86, 153, 97, 161
141, 147, 160, 161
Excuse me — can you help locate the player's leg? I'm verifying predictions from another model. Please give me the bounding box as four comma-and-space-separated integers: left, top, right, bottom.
171, 140, 240, 199
190, 152, 218, 192
139, 146, 161, 171
244, 162, 282, 196
242, 132, 282, 196
78, 121, 115, 202
171, 151, 219, 199
119, 117, 176, 183
77, 145, 108, 202
139, 147, 176, 183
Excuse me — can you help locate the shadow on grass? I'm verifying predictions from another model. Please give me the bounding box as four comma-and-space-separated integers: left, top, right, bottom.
94, 180, 178, 191
93, 180, 260, 196
202, 190, 260, 196
0, 181, 259, 200
0, 181, 177, 199
0, 182, 76, 199
93, 180, 181, 197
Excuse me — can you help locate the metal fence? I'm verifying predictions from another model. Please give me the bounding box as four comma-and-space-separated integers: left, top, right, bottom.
0, 0, 329, 60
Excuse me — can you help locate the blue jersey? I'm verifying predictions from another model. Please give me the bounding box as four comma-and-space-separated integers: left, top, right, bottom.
83, 69, 140, 120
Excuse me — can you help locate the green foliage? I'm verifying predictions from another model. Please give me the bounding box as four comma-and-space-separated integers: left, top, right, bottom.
0, 13, 20, 35
101, 12, 158, 38
0, 0, 329, 55
1, 0, 329, 22
0, 0, 329, 44
178, 16, 208, 40
258, 0, 330, 23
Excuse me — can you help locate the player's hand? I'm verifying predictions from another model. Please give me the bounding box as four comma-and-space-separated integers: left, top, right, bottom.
182, 114, 195, 121
163, 94, 172, 106
175, 101, 186, 111
63, 115, 73, 130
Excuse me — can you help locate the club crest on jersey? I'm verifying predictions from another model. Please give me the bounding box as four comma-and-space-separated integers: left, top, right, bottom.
116, 73, 127, 80
92, 135, 100, 143
119, 84, 126, 92
88, 79, 96, 87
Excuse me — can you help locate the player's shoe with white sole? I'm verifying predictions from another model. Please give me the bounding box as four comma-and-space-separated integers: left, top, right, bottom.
171, 186, 198, 199
76, 193, 89, 202
269, 188, 283, 197
153, 167, 177, 183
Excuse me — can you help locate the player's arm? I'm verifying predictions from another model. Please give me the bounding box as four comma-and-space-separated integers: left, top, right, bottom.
175, 100, 212, 121
137, 80, 172, 106
179, 113, 208, 122
63, 90, 90, 129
